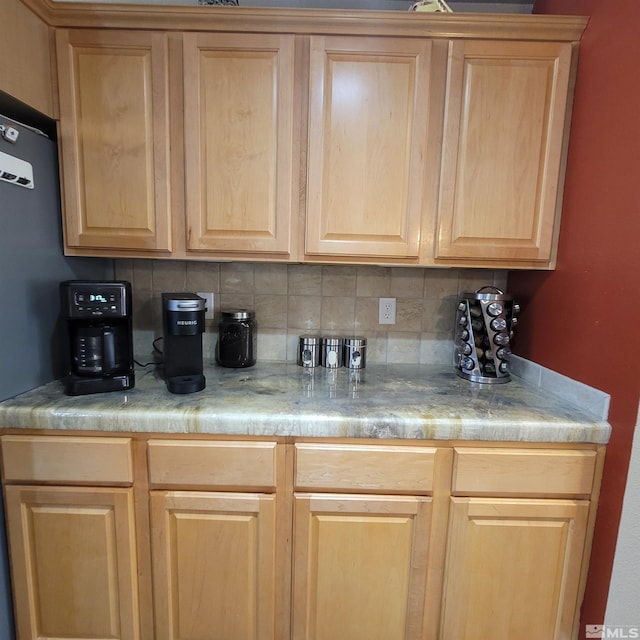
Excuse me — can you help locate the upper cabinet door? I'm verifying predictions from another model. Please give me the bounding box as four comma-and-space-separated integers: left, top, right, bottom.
56, 29, 172, 253
0, 0, 54, 117
183, 33, 296, 257
435, 40, 573, 266
306, 36, 434, 260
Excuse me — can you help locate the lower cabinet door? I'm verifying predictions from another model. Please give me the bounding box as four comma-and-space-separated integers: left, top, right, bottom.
150, 491, 277, 640
4, 485, 139, 640
292, 493, 432, 640
440, 497, 589, 640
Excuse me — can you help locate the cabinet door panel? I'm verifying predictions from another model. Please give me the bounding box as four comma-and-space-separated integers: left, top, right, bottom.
184, 33, 296, 256
150, 491, 276, 640
293, 493, 432, 640
5, 485, 139, 640
306, 36, 433, 259
436, 40, 572, 264
440, 497, 589, 640
56, 29, 171, 252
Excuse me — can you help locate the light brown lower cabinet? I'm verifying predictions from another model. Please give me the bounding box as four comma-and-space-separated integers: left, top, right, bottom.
292, 493, 432, 640
440, 498, 589, 640
0, 434, 604, 640
149, 491, 277, 640
4, 485, 140, 640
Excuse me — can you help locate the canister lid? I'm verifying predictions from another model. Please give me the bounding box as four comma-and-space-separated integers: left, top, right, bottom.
221, 308, 255, 320
299, 334, 321, 345
321, 336, 342, 347
461, 286, 512, 302
344, 336, 367, 348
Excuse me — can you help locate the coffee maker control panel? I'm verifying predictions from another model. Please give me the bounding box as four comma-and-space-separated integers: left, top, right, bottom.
64, 283, 130, 319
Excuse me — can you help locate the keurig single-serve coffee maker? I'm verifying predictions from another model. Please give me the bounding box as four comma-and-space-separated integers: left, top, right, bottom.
60, 280, 135, 395
162, 293, 206, 394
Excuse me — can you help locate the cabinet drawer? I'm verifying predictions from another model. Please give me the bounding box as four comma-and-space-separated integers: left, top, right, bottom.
452, 447, 597, 497
295, 443, 436, 494
1, 435, 133, 484
148, 440, 278, 490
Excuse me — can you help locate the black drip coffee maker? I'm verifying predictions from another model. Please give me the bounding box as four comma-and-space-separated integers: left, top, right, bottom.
60, 280, 135, 395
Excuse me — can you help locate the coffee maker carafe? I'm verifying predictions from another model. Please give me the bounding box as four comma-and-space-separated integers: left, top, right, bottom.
60, 281, 135, 395
162, 293, 206, 394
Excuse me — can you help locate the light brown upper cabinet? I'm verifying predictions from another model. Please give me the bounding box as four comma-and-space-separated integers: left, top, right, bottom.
305, 36, 437, 262
56, 29, 172, 253
49, 11, 586, 268
434, 40, 574, 268
0, 0, 55, 117
183, 32, 298, 258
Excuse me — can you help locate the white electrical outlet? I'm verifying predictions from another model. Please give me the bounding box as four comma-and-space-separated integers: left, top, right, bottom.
378, 297, 396, 325
197, 292, 214, 319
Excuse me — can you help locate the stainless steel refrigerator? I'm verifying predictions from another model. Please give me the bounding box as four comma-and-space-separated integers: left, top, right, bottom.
0, 110, 111, 639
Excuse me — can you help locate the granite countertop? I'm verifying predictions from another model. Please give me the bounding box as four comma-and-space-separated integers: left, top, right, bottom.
0, 363, 611, 444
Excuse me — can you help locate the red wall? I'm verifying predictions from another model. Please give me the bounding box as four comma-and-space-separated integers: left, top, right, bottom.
509, 0, 640, 628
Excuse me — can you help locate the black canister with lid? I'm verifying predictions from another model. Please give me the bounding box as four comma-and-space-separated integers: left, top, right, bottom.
216, 309, 256, 368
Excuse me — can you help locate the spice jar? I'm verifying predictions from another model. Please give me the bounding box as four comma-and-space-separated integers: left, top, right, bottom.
216, 309, 256, 368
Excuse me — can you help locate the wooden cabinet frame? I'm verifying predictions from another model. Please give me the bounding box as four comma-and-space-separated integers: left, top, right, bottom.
0, 432, 604, 640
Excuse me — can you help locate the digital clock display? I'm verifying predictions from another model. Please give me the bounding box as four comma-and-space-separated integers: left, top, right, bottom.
74, 291, 112, 305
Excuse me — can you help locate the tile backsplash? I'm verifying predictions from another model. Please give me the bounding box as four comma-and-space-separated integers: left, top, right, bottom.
115, 260, 507, 365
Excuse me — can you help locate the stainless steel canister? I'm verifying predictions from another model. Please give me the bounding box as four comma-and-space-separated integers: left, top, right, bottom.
298, 335, 321, 368
321, 337, 343, 368
343, 337, 367, 369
